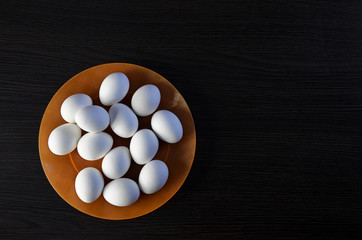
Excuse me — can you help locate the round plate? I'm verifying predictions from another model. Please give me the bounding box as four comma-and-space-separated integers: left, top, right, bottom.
38, 63, 196, 220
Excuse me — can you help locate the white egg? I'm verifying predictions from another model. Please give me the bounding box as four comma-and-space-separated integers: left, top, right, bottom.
151, 110, 183, 143
139, 160, 169, 194
77, 132, 113, 161
109, 103, 138, 138
99, 72, 130, 106
60, 94, 92, 123
103, 178, 140, 207
102, 146, 131, 179
48, 123, 81, 155
130, 129, 159, 165
131, 84, 161, 116
75, 167, 104, 203
75, 105, 110, 133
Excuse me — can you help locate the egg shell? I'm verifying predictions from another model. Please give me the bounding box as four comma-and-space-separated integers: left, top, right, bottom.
60, 93, 92, 123
109, 103, 138, 138
103, 178, 140, 207
77, 132, 113, 161
99, 72, 130, 106
131, 84, 161, 117
139, 160, 169, 194
48, 123, 81, 155
102, 146, 131, 179
151, 110, 183, 143
130, 129, 159, 165
75, 167, 104, 203
75, 105, 110, 133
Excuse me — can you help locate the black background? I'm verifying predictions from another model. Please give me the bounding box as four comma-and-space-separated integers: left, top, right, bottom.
1, 0, 362, 239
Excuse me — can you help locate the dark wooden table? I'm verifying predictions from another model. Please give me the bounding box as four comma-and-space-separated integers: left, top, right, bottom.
2, 0, 362, 239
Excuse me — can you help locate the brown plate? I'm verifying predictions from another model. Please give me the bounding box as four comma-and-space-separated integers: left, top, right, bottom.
38, 63, 196, 220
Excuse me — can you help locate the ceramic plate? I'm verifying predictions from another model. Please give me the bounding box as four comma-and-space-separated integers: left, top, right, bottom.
38, 63, 196, 220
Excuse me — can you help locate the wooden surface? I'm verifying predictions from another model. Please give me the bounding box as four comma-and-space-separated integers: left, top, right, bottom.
1, 0, 362, 239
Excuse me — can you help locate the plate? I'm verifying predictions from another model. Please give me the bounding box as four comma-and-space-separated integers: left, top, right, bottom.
38, 63, 196, 220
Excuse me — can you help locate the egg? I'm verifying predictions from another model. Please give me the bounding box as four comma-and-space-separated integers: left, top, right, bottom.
75, 167, 104, 203
102, 146, 131, 179
77, 132, 113, 161
130, 129, 159, 165
109, 103, 138, 138
75, 105, 110, 133
131, 84, 161, 116
48, 123, 81, 155
139, 160, 169, 194
103, 178, 140, 207
99, 72, 130, 106
151, 110, 183, 143
60, 93, 92, 123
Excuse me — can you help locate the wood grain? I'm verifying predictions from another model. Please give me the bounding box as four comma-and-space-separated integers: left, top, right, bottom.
2, 0, 362, 239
